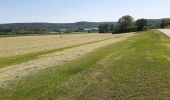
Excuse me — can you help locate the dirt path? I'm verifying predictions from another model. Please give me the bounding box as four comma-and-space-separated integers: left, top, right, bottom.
0, 33, 134, 87
158, 29, 170, 37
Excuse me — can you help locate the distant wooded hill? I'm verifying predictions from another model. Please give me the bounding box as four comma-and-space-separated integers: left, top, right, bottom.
0, 19, 170, 32
0, 22, 115, 31
0, 19, 169, 31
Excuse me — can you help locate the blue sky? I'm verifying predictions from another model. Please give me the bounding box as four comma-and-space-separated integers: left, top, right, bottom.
0, 0, 169, 23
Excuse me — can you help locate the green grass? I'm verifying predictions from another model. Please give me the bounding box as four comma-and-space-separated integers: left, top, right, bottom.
0, 38, 112, 68
166, 25, 170, 29
1, 30, 170, 99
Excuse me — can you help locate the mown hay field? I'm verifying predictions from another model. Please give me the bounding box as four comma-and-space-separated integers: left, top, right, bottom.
2, 30, 170, 99
0, 33, 134, 88
0, 33, 126, 58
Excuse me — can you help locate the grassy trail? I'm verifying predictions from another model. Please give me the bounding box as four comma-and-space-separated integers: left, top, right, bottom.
1, 30, 170, 99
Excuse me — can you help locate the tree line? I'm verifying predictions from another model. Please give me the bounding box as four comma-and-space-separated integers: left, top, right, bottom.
98, 15, 170, 34
0, 16, 170, 35
98, 15, 148, 34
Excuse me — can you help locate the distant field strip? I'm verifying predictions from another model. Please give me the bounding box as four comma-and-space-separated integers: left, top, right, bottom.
0, 33, 134, 87
0, 33, 121, 58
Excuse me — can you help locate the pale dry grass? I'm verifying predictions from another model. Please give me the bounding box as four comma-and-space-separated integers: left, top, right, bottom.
0, 33, 134, 87
0, 33, 122, 58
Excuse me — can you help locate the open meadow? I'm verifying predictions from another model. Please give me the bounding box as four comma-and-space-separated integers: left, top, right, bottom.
1, 30, 170, 99
0, 33, 125, 58
1, 0, 170, 99
0, 33, 133, 89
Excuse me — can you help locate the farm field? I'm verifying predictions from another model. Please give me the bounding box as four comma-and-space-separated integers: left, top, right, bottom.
1, 30, 170, 99
0, 33, 124, 58
1, 0, 170, 99
0, 33, 133, 88
0, 33, 133, 68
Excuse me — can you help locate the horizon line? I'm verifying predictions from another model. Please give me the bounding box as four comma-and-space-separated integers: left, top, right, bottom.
0, 17, 170, 24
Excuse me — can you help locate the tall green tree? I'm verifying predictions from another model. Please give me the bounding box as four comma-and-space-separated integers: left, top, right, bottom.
116, 15, 134, 33
136, 19, 148, 31
109, 24, 115, 32
98, 24, 112, 33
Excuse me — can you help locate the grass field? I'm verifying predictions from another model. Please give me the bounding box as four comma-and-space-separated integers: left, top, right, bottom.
0, 33, 121, 58
1, 30, 170, 99
0, 33, 132, 68
0, 33, 133, 88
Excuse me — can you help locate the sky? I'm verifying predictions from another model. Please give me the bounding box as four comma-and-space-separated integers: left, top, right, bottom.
0, 0, 170, 23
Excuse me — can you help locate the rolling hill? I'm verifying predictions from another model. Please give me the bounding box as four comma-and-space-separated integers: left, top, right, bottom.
0, 19, 169, 31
